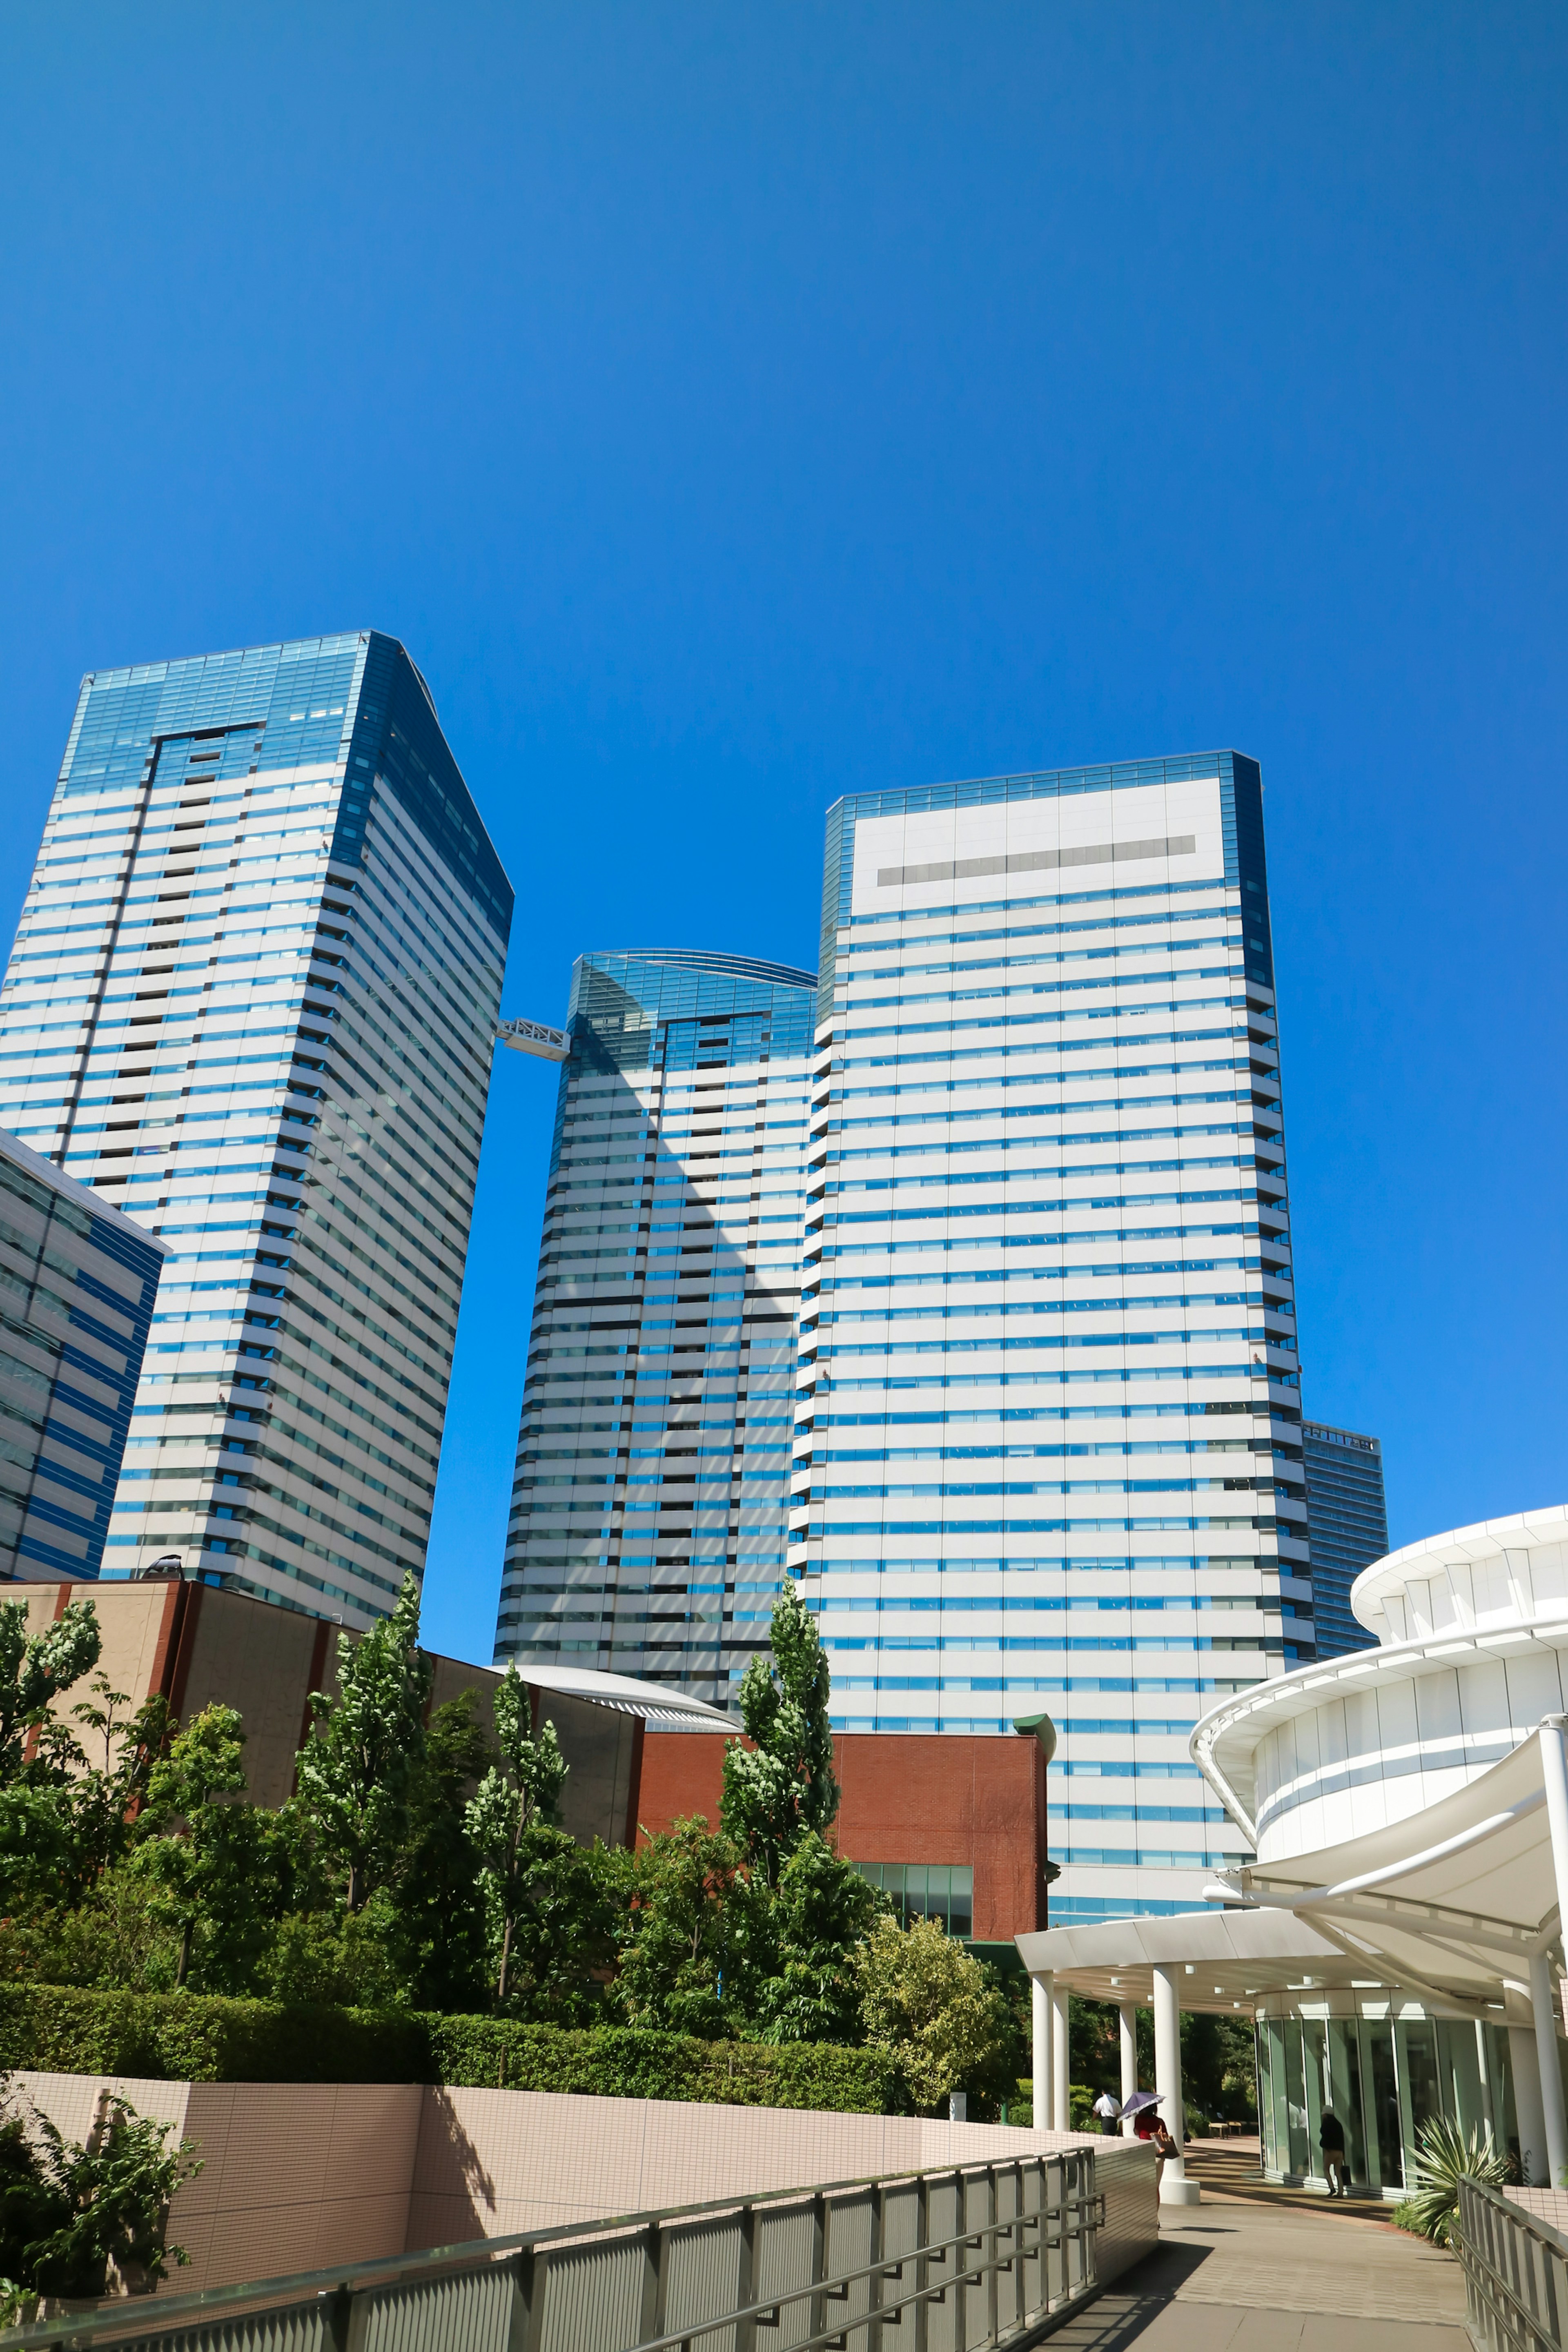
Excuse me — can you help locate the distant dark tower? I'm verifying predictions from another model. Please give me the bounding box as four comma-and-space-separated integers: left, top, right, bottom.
1303, 1422, 1389, 1657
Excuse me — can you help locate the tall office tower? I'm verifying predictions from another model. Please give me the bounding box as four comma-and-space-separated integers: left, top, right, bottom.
0, 633, 511, 1628
791, 753, 1314, 1923
496, 951, 815, 1705
1303, 1421, 1387, 1659
0, 1128, 169, 1581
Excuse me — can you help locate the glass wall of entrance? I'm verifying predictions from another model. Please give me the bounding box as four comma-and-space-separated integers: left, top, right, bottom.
1256, 2005, 1519, 2195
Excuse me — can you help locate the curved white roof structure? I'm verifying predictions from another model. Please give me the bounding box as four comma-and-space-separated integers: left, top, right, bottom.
522, 1662, 735, 1727
1191, 1505, 1568, 1860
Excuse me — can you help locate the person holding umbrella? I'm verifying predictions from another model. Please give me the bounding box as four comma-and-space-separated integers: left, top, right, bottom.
1121, 2091, 1169, 2184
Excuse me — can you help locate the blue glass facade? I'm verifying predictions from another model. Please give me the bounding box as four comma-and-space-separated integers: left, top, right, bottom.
496, 950, 816, 1702
1303, 1421, 1388, 1658
0, 632, 510, 1625
0, 1127, 168, 1581
793, 751, 1312, 1922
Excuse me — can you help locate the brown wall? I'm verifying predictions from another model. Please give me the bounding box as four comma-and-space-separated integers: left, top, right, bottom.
13, 1581, 634, 1846
633, 1728, 1050, 1942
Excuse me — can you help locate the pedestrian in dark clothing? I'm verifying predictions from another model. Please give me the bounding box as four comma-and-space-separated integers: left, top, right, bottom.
1319, 2109, 1348, 2196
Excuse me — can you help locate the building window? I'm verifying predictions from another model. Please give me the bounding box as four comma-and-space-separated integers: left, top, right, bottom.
852, 1861, 973, 1938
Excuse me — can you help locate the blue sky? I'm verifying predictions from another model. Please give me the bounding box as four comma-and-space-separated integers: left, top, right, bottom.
1, 4, 1563, 1664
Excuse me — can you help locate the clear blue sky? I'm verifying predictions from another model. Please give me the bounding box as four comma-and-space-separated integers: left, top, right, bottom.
1, 5, 1563, 1664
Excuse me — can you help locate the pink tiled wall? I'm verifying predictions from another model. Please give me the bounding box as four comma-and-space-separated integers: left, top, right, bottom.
13, 2074, 1096, 2294
15, 2074, 422, 2296
407, 2089, 1096, 2246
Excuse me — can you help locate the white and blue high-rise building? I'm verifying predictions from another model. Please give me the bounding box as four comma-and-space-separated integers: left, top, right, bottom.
789, 753, 1313, 1922
497, 951, 815, 1704
0, 633, 510, 1627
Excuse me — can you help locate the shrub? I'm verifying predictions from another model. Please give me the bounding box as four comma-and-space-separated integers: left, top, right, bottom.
0, 1984, 425, 2085
0, 1985, 899, 2114
1397, 2116, 1509, 2247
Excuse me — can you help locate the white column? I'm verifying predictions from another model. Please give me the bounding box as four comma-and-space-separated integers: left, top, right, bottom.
1536, 1715, 1568, 2186
1528, 1951, 1568, 2189
1119, 2002, 1138, 2138
1474, 2018, 1497, 2143
1151, 1963, 1201, 2205
1051, 1983, 1071, 2132
1504, 1981, 1550, 2188
1032, 1973, 1052, 2133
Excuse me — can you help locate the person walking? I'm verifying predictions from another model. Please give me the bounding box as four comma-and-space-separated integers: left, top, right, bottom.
1091, 2090, 1120, 2136
1319, 2108, 1348, 2196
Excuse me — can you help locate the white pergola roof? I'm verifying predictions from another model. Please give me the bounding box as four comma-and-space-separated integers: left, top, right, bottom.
522, 1662, 735, 1727
1016, 1909, 1353, 2014
1019, 1728, 1561, 2018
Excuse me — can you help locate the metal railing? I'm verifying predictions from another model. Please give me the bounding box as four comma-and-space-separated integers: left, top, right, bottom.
0, 2147, 1137, 2352
1457, 2178, 1568, 2352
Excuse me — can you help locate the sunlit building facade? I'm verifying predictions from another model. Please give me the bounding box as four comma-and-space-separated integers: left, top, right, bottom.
0, 632, 510, 1626
496, 951, 815, 1705
790, 752, 1313, 1922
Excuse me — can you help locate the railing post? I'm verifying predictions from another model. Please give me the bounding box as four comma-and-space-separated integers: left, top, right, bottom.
913, 2173, 929, 2352
867, 2180, 884, 2352
1012, 2161, 1025, 2333
983, 2167, 998, 2348
952, 2169, 967, 2349
736, 2202, 759, 2352
508, 2249, 549, 2352
637, 2221, 668, 2350
809, 2191, 829, 2351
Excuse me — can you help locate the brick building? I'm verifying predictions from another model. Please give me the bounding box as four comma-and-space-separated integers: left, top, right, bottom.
633, 1725, 1052, 1956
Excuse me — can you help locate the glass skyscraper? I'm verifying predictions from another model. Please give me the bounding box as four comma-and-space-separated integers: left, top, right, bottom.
496, 951, 815, 1704
0, 632, 511, 1627
789, 752, 1313, 1922
1303, 1420, 1387, 1659
0, 1127, 169, 1582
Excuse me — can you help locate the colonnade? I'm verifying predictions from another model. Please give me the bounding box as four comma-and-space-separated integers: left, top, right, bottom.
1030, 1967, 1201, 2205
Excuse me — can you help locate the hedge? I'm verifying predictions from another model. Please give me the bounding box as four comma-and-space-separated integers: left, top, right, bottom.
0, 1984, 425, 2086
426, 2016, 898, 2113
0, 1987, 900, 2114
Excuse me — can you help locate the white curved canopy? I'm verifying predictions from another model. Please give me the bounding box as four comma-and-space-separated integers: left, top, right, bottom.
520, 1662, 735, 1727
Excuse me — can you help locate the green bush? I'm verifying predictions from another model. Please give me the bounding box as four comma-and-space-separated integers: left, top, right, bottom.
0, 1984, 425, 2085
0, 1985, 899, 2114
426, 2015, 898, 2111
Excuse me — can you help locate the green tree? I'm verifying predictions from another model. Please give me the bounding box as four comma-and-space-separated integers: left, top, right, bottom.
130, 1705, 275, 1990
54, 1677, 175, 1900
464, 1668, 567, 2005
721, 1580, 838, 1888
855, 1913, 1013, 2113
753, 1829, 884, 2045
0, 2085, 200, 2318
395, 1692, 494, 2013
0, 1599, 100, 1784
614, 1818, 754, 2039
294, 1572, 430, 1912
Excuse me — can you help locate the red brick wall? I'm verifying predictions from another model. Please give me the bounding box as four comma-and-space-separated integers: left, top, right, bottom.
633, 1730, 1048, 1942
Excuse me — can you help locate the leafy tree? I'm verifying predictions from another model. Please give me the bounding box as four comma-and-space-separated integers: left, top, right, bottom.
854, 1913, 1013, 2113
53, 1678, 175, 1900
0, 2085, 200, 2319
753, 1829, 884, 2045
294, 1572, 430, 1912
613, 1818, 755, 2039
491, 1828, 622, 2026
0, 1599, 100, 1784
394, 1693, 494, 2013
464, 1667, 567, 2005
130, 1705, 276, 1990
721, 1580, 839, 1888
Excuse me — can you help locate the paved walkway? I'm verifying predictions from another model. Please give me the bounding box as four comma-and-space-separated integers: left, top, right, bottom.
1047, 2138, 1470, 2352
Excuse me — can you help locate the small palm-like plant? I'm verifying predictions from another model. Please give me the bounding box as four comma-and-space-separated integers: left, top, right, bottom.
1400, 2116, 1509, 2247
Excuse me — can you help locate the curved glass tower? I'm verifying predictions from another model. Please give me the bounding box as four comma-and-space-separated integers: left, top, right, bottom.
495, 949, 816, 1705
